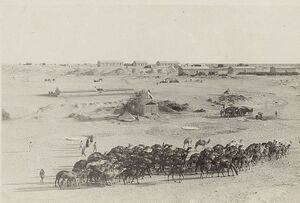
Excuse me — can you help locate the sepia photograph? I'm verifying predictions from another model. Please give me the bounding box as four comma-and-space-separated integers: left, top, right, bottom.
1, 0, 300, 202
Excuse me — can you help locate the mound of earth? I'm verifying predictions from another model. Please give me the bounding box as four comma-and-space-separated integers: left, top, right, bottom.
67, 113, 92, 121
80, 70, 95, 76
101, 68, 127, 76
158, 100, 189, 112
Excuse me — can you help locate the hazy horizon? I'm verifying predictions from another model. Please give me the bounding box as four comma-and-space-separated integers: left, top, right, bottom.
2, 2, 300, 64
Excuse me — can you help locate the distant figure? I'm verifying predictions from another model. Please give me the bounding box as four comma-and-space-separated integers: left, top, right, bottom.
79, 140, 83, 149
93, 142, 97, 152
40, 169, 45, 183
222, 104, 225, 109
81, 145, 86, 156
86, 139, 89, 148
90, 135, 93, 143
275, 111, 278, 118
28, 141, 33, 152
54, 87, 60, 95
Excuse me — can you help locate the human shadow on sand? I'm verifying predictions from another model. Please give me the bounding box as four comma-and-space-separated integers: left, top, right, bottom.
54, 155, 81, 158
16, 185, 64, 192
4, 181, 53, 186
51, 149, 78, 152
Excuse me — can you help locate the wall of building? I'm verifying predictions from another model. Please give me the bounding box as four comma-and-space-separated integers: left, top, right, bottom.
228, 67, 256, 74
97, 61, 123, 67
156, 61, 179, 66
178, 67, 210, 76
132, 61, 148, 67
217, 68, 229, 75
273, 68, 297, 73
143, 104, 159, 116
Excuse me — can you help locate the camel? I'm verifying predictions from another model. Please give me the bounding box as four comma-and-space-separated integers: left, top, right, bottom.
100, 167, 124, 185
61, 172, 79, 188
54, 170, 68, 187
183, 138, 192, 149
167, 165, 184, 183
55, 170, 78, 189
217, 157, 239, 177
227, 139, 243, 148
72, 160, 87, 173
194, 138, 211, 151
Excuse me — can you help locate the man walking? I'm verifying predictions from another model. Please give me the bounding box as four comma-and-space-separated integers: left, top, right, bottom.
39, 169, 45, 183
86, 139, 89, 148
93, 142, 97, 152
79, 140, 83, 149
81, 145, 86, 156
28, 141, 33, 152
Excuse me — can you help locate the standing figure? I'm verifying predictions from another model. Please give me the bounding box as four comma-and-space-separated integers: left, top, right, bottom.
86, 139, 89, 148
81, 145, 86, 156
28, 141, 33, 152
90, 135, 93, 143
40, 169, 45, 183
275, 111, 278, 118
79, 140, 83, 149
93, 142, 97, 152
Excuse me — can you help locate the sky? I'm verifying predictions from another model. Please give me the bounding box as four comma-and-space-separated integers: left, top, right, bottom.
1, 0, 300, 64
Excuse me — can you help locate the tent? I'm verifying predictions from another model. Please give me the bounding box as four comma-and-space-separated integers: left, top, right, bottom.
118, 111, 136, 122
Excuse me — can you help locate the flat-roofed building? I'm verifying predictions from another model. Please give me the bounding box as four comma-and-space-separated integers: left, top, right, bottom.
270, 66, 297, 73
178, 65, 211, 76
228, 66, 257, 74
156, 61, 180, 67
132, 61, 148, 67
97, 60, 123, 67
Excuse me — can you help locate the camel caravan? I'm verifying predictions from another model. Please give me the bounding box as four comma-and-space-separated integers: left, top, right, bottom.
205, 88, 258, 119
55, 138, 291, 189
220, 106, 253, 118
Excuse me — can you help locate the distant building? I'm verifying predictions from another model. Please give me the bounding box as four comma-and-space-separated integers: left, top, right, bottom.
270, 66, 297, 73
178, 65, 211, 76
156, 61, 180, 67
216, 67, 229, 75
256, 66, 271, 72
144, 64, 155, 69
124, 63, 133, 67
97, 60, 123, 67
228, 66, 257, 74
132, 61, 148, 67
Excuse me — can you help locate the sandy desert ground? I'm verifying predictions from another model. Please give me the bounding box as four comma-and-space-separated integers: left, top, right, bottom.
1, 65, 300, 203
